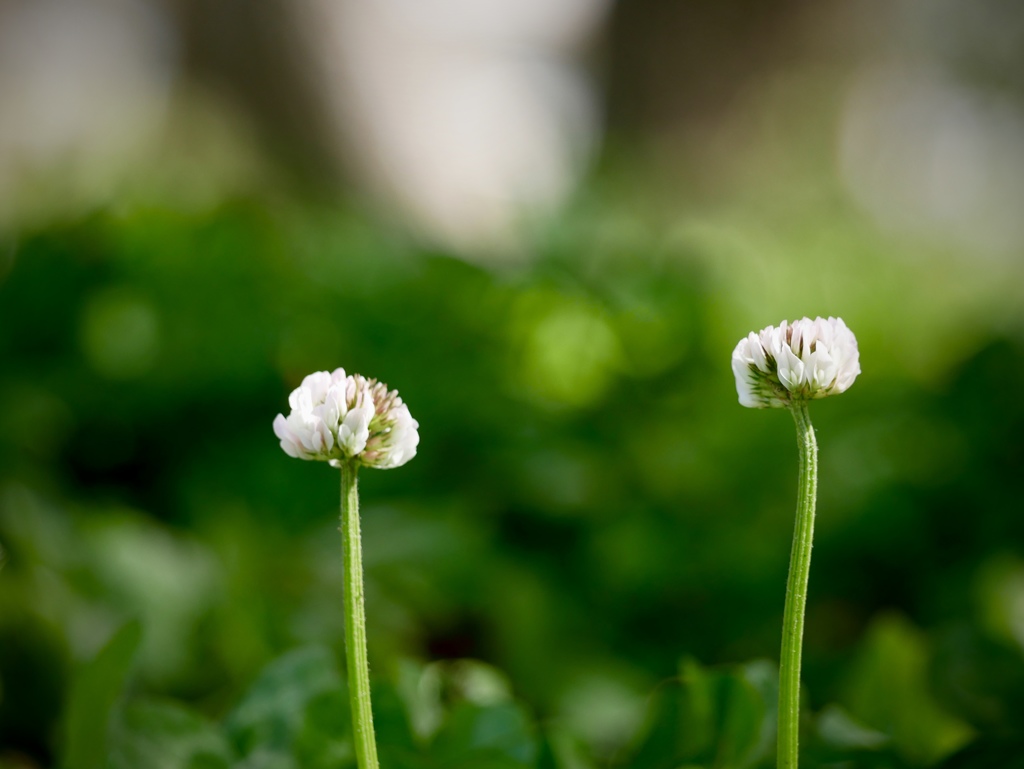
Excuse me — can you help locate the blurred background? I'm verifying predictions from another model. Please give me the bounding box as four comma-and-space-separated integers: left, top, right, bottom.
2, 0, 1024, 767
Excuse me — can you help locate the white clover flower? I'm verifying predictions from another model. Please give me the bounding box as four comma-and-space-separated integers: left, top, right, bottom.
732, 317, 860, 409
273, 368, 419, 468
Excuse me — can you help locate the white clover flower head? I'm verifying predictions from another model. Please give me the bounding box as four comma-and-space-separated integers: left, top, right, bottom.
273, 368, 419, 468
732, 317, 860, 409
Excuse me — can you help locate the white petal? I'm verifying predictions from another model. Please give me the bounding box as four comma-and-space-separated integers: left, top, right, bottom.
776, 346, 805, 391
300, 371, 332, 405
338, 402, 373, 456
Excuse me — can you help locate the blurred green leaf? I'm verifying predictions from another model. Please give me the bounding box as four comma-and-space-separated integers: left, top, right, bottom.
537, 727, 595, 769
815, 704, 889, 751
974, 554, 1024, 652
226, 647, 341, 759
108, 699, 233, 769
842, 614, 975, 766
624, 658, 771, 769
372, 682, 419, 760
291, 689, 355, 769
931, 624, 1024, 734
62, 621, 142, 769
429, 702, 538, 769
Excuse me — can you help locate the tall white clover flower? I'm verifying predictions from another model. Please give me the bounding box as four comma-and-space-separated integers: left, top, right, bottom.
731, 316, 860, 409
272, 367, 419, 769
732, 316, 860, 769
273, 368, 419, 469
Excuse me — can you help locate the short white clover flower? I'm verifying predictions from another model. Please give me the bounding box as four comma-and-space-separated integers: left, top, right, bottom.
273, 368, 419, 469
732, 317, 860, 409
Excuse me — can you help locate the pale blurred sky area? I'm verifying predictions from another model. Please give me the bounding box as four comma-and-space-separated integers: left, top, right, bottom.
1, 0, 1023, 258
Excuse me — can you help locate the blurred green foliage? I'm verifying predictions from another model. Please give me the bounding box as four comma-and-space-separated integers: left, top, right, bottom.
1, 175, 1024, 768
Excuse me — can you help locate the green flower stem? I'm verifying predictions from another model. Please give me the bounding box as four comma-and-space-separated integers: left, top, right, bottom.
778, 400, 818, 769
340, 461, 380, 769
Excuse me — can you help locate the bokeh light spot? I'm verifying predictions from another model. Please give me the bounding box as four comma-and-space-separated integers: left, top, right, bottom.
513, 295, 622, 407
79, 288, 160, 379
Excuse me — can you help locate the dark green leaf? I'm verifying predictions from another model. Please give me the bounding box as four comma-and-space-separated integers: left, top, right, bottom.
62, 621, 142, 769
108, 699, 232, 769
623, 658, 771, 769
293, 689, 356, 769
226, 647, 341, 758
841, 615, 974, 766
430, 702, 537, 769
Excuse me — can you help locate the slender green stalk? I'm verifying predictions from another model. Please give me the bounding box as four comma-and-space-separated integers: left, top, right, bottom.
777, 401, 818, 769
340, 461, 380, 769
